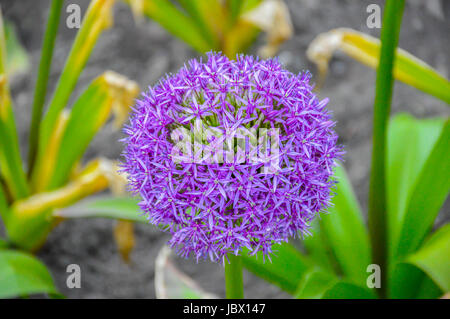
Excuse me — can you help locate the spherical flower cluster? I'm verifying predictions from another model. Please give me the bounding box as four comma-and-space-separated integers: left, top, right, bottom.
121, 52, 343, 263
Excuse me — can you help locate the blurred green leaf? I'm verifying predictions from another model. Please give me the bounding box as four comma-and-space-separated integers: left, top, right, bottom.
175, 0, 220, 48
414, 274, 442, 299
387, 114, 446, 261
0, 249, 59, 298
243, 164, 371, 294
322, 282, 377, 299
0, 238, 8, 249
4, 21, 29, 76
407, 224, 450, 292
222, 20, 259, 58
34, 0, 115, 180
307, 28, 450, 103
242, 242, 312, 294
44, 72, 138, 190
125, 0, 211, 52
0, 9, 29, 200
303, 220, 336, 274
7, 159, 113, 250
55, 196, 147, 224
227, 0, 243, 24
126, 0, 272, 57
395, 119, 450, 258
0, 182, 8, 221
294, 269, 337, 299
387, 114, 448, 298
0, 120, 29, 200
240, 0, 262, 13
318, 165, 371, 285
28, 0, 64, 172
389, 262, 426, 299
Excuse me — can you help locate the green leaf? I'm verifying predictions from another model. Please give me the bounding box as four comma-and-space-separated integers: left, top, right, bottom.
44, 72, 138, 190
55, 196, 147, 224
240, 0, 262, 13
48, 79, 107, 189
0, 182, 8, 222
4, 21, 29, 76
388, 262, 426, 299
315, 164, 371, 285
175, 0, 219, 48
387, 114, 446, 261
0, 9, 29, 200
390, 225, 450, 298
0, 238, 8, 249
28, 0, 64, 172
395, 119, 450, 258
322, 282, 377, 299
34, 0, 115, 179
414, 275, 442, 299
303, 220, 336, 274
0, 120, 29, 200
387, 114, 448, 298
227, 0, 243, 24
125, 0, 211, 53
294, 269, 337, 299
241, 242, 312, 294
8, 158, 119, 251
406, 224, 450, 292
0, 249, 59, 298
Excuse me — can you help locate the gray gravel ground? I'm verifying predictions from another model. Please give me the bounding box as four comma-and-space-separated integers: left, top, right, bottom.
0, 0, 449, 298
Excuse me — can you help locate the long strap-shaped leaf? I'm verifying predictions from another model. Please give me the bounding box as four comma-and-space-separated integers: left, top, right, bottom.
307, 28, 450, 104
241, 242, 313, 294
321, 282, 377, 299
294, 268, 338, 299
14, 159, 112, 219
175, 0, 222, 48
7, 159, 115, 250
125, 0, 211, 52
32, 0, 114, 179
389, 120, 449, 297
0, 181, 8, 220
54, 196, 146, 224
318, 165, 371, 285
294, 269, 377, 299
395, 119, 450, 258
28, 0, 64, 171
406, 224, 450, 292
302, 220, 337, 274
0, 8, 29, 200
32, 71, 138, 192
387, 114, 446, 262
304, 164, 370, 285
386, 114, 447, 298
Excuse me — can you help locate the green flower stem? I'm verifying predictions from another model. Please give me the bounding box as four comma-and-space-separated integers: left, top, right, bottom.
367, 0, 405, 298
28, 0, 64, 175
225, 254, 244, 299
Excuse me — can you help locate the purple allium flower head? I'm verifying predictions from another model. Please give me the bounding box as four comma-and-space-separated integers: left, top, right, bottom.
121, 52, 343, 263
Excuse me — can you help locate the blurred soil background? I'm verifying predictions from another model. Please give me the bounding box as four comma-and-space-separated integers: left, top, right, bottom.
0, 0, 448, 298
